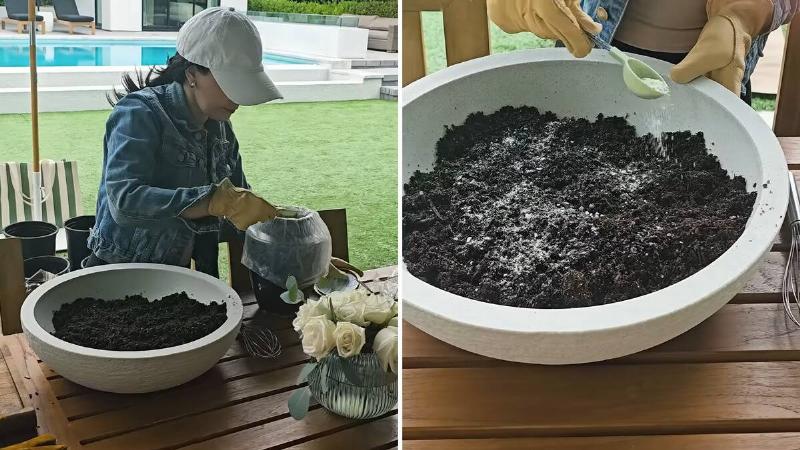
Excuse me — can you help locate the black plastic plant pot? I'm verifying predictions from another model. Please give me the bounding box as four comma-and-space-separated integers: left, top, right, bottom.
3, 221, 58, 259
249, 270, 302, 316
23, 255, 70, 279
64, 215, 95, 271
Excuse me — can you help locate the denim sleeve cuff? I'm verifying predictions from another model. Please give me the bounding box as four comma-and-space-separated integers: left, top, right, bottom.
178, 185, 219, 233
180, 215, 222, 234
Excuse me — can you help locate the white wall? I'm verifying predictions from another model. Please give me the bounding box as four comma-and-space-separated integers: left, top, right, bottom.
101, 0, 142, 31
253, 21, 368, 59
220, 0, 247, 12
75, 0, 95, 17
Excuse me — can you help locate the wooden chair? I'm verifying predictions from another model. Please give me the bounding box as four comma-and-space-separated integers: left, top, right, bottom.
227, 208, 350, 294
0, 18, 45, 34
53, 0, 95, 35
775, 17, 800, 137
0, 0, 45, 35
402, 0, 489, 86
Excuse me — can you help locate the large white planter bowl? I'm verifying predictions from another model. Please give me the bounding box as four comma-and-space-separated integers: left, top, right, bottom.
402, 49, 788, 365
21, 264, 243, 393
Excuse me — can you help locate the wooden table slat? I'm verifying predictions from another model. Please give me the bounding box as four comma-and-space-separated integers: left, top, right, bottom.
0, 343, 36, 445
71, 364, 306, 441
180, 409, 397, 450
81, 389, 300, 449
404, 362, 800, 439
6, 336, 72, 441
286, 414, 399, 449
782, 137, 800, 168
403, 433, 800, 450
734, 251, 785, 303
404, 301, 800, 367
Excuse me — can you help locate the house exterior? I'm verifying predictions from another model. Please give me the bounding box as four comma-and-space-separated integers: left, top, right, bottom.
86, 0, 246, 32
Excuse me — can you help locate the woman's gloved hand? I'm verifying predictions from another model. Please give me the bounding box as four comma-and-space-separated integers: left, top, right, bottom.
487, 0, 602, 57
208, 178, 278, 231
671, 0, 773, 94
1, 433, 66, 450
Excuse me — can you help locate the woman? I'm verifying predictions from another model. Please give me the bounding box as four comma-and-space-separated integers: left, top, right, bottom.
86, 7, 280, 275
487, 0, 798, 104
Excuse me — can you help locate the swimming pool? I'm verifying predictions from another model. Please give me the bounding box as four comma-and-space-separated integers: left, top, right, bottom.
0, 39, 313, 67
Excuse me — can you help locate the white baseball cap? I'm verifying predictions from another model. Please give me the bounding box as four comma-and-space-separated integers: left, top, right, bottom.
177, 7, 282, 106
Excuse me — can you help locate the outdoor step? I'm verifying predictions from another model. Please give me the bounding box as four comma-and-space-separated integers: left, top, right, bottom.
380, 86, 398, 101
352, 67, 398, 90
352, 59, 398, 69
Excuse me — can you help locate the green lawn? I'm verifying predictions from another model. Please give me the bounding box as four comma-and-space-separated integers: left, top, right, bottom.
0, 100, 397, 273
421, 11, 775, 111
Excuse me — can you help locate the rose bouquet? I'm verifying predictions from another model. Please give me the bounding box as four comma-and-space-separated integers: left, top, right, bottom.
288, 289, 398, 419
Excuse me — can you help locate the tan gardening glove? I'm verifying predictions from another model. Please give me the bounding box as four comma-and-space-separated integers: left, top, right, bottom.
487, 0, 602, 57
208, 178, 278, 231
0, 433, 66, 450
328, 257, 364, 279
671, 0, 773, 95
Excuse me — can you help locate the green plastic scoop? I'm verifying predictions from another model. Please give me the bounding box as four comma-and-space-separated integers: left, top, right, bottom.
589, 34, 670, 99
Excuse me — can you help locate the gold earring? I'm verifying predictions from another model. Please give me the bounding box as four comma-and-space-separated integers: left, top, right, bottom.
190, 81, 196, 88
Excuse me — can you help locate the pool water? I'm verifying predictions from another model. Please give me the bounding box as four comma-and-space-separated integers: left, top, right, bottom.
0, 39, 312, 67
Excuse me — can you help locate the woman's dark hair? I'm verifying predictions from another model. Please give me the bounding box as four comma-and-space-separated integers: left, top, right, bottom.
107, 53, 210, 106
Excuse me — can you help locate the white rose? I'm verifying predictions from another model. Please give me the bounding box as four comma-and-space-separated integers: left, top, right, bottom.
373, 326, 398, 373
292, 298, 331, 333
334, 322, 366, 358
388, 316, 398, 327
363, 294, 396, 325
301, 315, 336, 360
329, 291, 369, 326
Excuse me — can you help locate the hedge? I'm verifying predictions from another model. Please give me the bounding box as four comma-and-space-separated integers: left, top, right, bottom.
248, 0, 397, 18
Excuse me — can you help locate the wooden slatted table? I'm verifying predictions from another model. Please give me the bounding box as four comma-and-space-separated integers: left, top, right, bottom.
403, 139, 800, 449
0, 266, 398, 450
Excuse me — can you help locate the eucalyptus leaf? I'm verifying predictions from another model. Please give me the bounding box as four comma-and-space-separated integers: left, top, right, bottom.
317, 275, 333, 292
288, 387, 312, 420
286, 275, 298, 290
297, 362, 318, 384
280, 290, 302, 305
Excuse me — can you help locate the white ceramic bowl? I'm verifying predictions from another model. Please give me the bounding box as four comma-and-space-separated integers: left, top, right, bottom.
402, 49, 789, 364
21, 264, 243, 393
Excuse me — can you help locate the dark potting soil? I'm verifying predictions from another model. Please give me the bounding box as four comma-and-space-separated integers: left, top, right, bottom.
403, 106, 758, 308
52, 292, 227, 350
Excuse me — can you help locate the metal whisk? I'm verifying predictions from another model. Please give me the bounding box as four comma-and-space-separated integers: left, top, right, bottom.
782, 171, 800, 327
238, 323, 282, 359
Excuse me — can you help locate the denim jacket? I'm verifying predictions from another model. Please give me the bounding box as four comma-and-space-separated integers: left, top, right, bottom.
88, 81, 248, 269
581, 0, 795, 98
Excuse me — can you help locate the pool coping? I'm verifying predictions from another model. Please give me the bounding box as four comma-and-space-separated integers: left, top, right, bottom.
0, 35, 396, 69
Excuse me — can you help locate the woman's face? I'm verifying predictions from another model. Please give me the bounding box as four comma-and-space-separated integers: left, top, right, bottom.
188, 69, 239, 121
